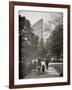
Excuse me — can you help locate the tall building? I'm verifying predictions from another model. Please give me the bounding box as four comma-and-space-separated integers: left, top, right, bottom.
32, 19, 51, 42
32, 19, 43, 40
32, 19, 44, 59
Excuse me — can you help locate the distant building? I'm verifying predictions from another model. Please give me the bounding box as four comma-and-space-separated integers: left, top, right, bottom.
32, 19, 43, 40
32, 19, 51, 42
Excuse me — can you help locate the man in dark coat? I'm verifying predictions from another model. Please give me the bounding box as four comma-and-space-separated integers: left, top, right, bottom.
45, 58, 49, 70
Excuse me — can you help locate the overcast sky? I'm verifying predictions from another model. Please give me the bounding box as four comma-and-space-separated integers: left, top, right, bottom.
19, 10, 63, 42
19, 10, 62, 26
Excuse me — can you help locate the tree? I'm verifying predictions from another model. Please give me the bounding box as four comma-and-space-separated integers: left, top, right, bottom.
19, 15, 39, 78
44, 13, 63, 61
49, 24, 63, 61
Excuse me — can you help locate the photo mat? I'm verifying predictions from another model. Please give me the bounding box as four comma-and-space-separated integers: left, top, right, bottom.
14, 6, 67, 85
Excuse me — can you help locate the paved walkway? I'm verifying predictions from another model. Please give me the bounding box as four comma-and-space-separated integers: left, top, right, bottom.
24, 66, 60, 79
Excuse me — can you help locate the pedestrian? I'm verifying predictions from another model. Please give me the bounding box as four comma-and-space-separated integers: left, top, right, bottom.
37, 57, 42, 73
33, 61, 37, 72
37, 58, 42, 66
45, 58, 49, 70
37, 65, 41, 73
42, 65, 45, 73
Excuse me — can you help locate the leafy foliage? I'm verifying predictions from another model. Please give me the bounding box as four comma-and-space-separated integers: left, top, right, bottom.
19, 15, 39, 78
50, 25, 63, 57
45, 24, 63, 61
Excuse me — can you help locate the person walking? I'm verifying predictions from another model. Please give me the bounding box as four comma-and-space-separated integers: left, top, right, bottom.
33, 61, 37, 72
45, 58, 49, 70
37, 57, 42, 73
42, 65, 45, 73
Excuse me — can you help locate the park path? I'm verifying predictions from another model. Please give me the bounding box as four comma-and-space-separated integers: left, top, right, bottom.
25, 65, 60, 79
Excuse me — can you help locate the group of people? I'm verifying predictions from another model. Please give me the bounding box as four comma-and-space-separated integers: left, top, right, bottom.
33, 58, 49, 73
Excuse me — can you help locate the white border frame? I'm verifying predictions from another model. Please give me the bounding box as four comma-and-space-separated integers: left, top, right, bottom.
14, 6, 68, 85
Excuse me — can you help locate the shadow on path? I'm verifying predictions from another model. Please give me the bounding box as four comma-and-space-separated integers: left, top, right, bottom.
24, 66, 60, 79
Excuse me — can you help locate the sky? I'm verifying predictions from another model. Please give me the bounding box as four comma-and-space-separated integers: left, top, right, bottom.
19, 10, 62, 26
19, 10, 63, 42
